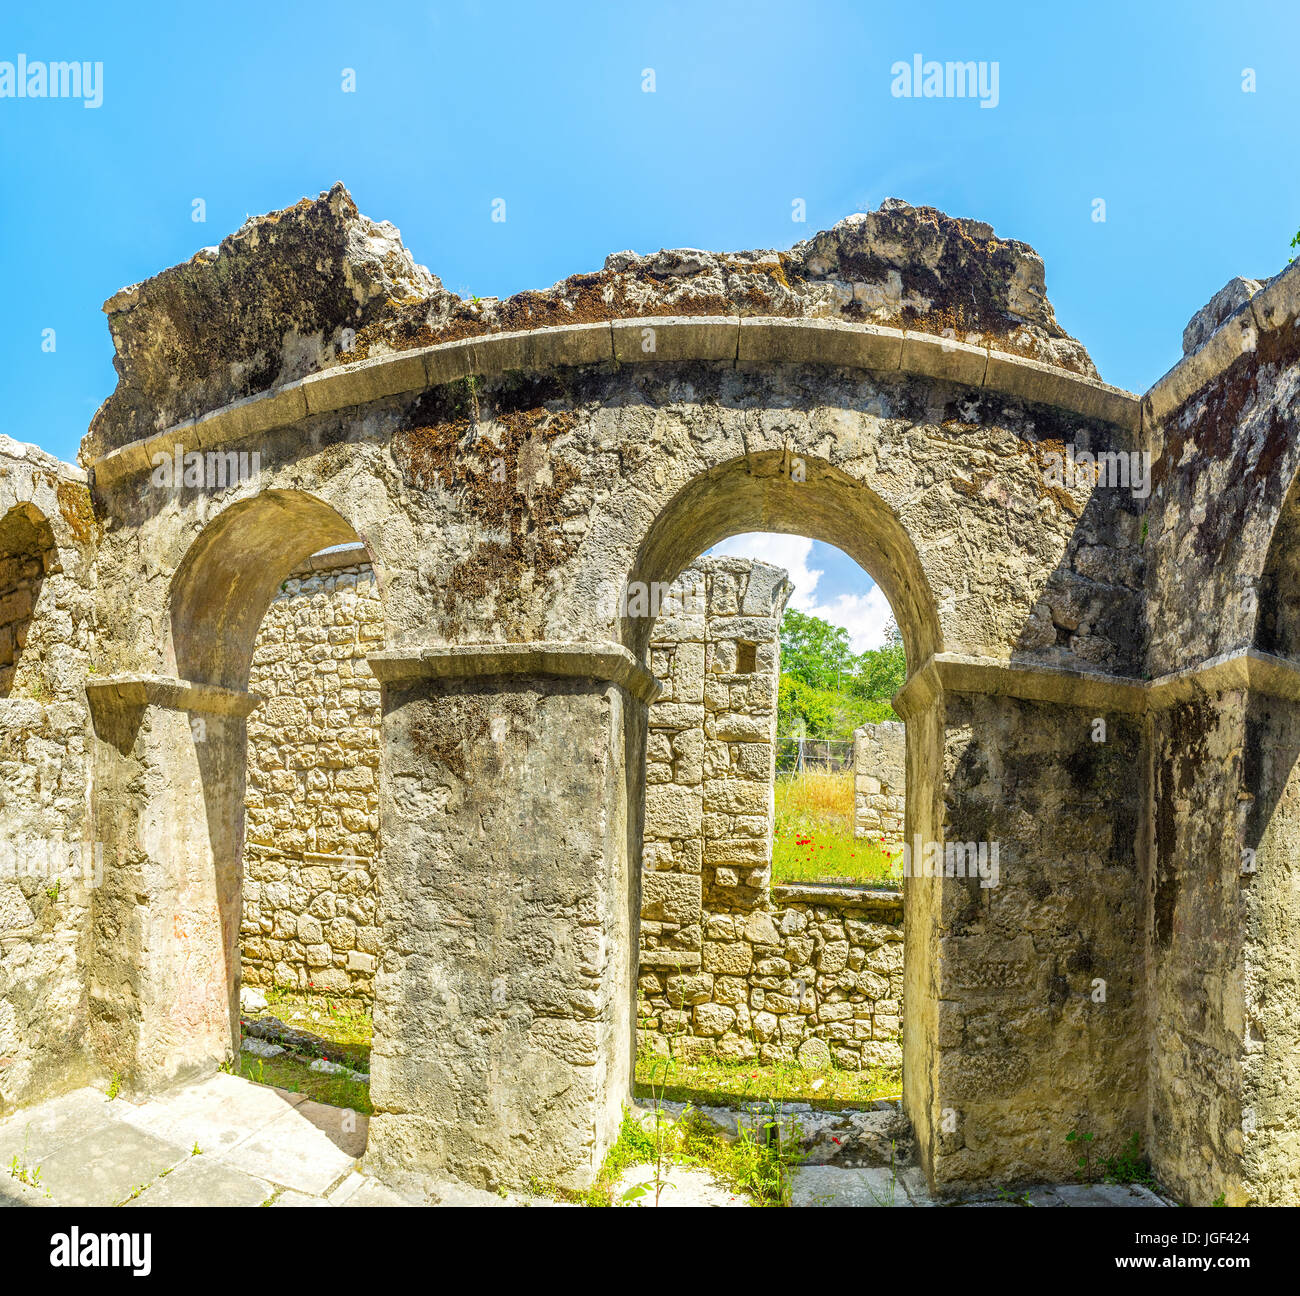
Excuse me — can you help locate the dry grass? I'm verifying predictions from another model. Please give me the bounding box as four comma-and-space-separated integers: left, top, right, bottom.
776, 766, 855, 825
772, 767, 901, 886
635, 1046, 902, 1108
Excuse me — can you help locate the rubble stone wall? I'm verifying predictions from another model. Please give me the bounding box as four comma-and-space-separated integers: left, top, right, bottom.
854, 720, 906, 847
0, 441, 98, 1114
241, 547, 383, 997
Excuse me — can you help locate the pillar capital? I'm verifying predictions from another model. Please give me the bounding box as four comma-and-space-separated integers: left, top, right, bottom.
367, 641, 661, 704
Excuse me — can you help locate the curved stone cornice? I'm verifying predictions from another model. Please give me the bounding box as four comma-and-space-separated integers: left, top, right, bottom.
1144, 260, 1300, 425
88, 316, 1142, 489
893, 647, 1300, 718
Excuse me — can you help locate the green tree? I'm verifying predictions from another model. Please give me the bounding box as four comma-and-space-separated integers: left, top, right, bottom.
850, 620, 907, 704
779, 608, 856, 692
776, 611, 908, 738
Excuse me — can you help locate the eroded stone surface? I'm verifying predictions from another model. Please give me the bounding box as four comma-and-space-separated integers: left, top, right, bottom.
2, 185, 1298, 1206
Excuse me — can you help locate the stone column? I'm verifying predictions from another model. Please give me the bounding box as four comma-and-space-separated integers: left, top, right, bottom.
896, 655, 1147, 1196
85, 676, 260, 1090
364, 643, 658, 1193
1147, 651, 1300, 1206
853, 720, 906, 847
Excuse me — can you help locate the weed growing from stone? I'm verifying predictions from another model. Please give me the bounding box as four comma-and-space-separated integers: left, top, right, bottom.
8, 1133, 48, 1197
677, 1100, 804, 1207
1100, 1132, 1158, 1190
622, 1056, 677, 1206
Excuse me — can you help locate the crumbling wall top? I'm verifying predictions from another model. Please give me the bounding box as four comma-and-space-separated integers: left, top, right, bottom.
84, 186, 1099, 463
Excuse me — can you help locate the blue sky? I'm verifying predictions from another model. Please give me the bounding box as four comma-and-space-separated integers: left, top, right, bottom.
3, 0, 1296, 642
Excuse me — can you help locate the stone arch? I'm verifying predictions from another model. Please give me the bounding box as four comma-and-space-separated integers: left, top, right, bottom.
622, 448, 943, 1170
167, 489, 375, 691
1254, 465, 1300, 657
90, 488, 389, 1090
623, 449, 939, 669
0, 502, 57, 697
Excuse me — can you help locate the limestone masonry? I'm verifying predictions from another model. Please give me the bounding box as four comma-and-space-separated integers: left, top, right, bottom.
1, 184, 1298, 1204
853, 721, 906, 847
242, 545, 382, 998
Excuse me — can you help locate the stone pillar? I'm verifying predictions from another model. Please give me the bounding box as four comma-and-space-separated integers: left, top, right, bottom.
85, 676, 260, 1090
853, 720, 906, 847
363, 643, 658, 1193
1146, 652, 1300, 1206
896, 657, 1146, 1195
1240, 685, 1300, 1206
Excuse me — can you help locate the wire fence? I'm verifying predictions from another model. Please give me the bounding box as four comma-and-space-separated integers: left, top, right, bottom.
774, 736, 855, 775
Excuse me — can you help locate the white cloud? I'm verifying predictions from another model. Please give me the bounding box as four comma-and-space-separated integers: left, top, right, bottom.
710, 533, 822, 601
708, 533, 895, 652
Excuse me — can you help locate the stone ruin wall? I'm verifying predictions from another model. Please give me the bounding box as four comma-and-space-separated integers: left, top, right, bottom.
240, 549, 905, 1074
14, 180, 1292, 1201
0, 439, 98, 1113
853, 720, 906, 847
637, 557, 904, 1074
241, 546, 383, 999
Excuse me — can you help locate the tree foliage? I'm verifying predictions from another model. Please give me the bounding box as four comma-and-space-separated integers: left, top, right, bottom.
777, 609, 907, 740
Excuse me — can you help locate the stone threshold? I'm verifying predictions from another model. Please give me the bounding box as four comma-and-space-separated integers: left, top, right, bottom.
771, 883, 904, 912
88, 316, 1143, 488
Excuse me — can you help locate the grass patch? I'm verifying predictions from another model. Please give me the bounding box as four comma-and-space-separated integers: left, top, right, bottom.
772, 768, 900, 887
634, 1046, 901, 1109
236, 1052, 372, 1115
238, 986, 373, 1112
533, 1081, 806, 1206
677, 1101, 803, 1206
245, 985, 372, 1071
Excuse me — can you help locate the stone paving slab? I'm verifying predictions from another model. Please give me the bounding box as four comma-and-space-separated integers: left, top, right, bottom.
791, 1164, 916, 1207
615, 1163, 747, 1207
115, 1072, 305, 1155
217, 1102, 361, 1196
338, 1179, 416, 1207
124, 1154, 275, 1207
32, 1120, 187, 1207
1029, 1182, 1171, 1208
269, 1188, 331, 1207
291, 1098, 368, 1160
0, 1088, 117, 1166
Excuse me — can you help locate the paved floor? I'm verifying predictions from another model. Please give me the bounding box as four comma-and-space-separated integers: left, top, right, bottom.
0, 1076, 1173, 1207
0, 1075, 403, 1208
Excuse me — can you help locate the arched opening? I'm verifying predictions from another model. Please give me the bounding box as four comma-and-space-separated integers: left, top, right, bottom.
239, 542, 381, 1092
1255, 470, 1300, 659
168, 489, 361, 691
623, 452, 940, 667
624, 452, 941, 1181
161, 491, 383, 1109
0, 503, 57, 698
